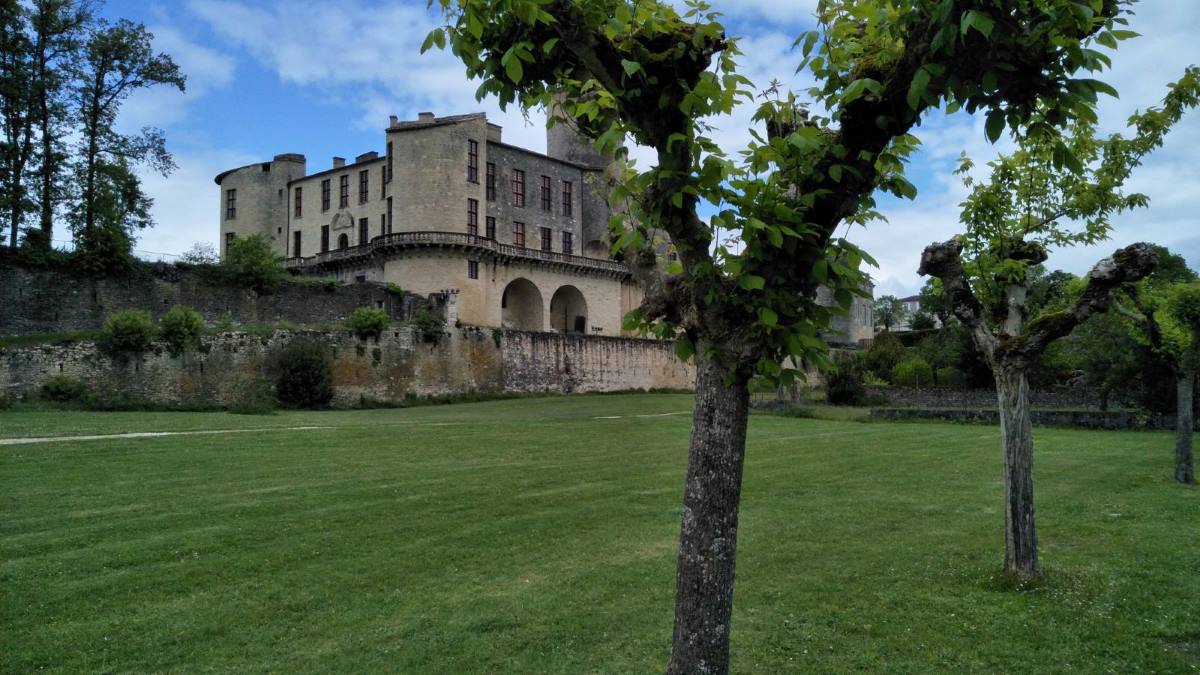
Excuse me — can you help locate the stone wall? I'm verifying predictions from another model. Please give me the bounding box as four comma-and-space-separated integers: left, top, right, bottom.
867, 385, 1116, 410
0, 264, 435, 335
869, 407, 1189, 431
0, 327, 694, 407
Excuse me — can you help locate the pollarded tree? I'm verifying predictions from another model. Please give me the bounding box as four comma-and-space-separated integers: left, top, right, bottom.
427, 0, 1142, 670
873, 294, 907, 331
919, 68, 1199, 578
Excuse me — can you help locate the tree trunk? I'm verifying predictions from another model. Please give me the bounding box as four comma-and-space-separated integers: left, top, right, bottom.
1175, 370, 1195, 485
995, 362, 1040, 578
667, 353, 751, 675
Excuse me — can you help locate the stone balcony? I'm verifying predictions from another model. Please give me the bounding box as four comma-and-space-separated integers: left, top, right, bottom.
283, 231, 630, 279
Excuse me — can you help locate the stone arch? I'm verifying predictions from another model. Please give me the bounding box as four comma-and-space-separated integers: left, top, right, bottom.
337, 233, 349, 249
501, 278, 544, 331
550, 285, 588, 334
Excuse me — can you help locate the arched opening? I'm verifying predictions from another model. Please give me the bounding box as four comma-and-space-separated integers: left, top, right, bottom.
501, 278, 544, 331
337, 233, 349, 249
550, 285, 588, 334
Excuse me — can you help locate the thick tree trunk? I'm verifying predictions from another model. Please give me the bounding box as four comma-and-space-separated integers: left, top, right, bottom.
995, 362, 1040, 578
1175, 370, 1195, 485
667, 353, 751, 675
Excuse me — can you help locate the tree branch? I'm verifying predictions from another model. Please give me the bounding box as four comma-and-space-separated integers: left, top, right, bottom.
918, 239, 997, 363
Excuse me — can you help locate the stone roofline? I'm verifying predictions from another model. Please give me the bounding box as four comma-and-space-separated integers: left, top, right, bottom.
287, 154, 386, 185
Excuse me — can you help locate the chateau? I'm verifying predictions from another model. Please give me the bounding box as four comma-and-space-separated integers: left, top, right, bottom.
215, 111, 874, 345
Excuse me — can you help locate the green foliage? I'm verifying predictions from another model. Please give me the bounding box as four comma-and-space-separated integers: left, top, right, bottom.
274, 339, 333, 409
98, 309, 155, 355
226, 372, 277, 415
222, 234, 285, 294
917, 279, 953, 324
1167, 282, 1200, 329
892, 356, 934, 387
826, 351, 867, 406
935, 367, 965, 388
158, 305, 205, 356
40, 375, 90, 403
349, 307, 389, 340
873, 295, 907, 331
385, 282, 404, 294
412, 309, 446, 344
909, 311, 936, 332
865, 331, 905, 381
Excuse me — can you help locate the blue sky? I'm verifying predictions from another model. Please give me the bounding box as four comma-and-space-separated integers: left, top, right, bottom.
104, 0, 1200, 297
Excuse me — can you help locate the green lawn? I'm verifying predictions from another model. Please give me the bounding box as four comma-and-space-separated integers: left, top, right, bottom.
2, 394, 1197, 672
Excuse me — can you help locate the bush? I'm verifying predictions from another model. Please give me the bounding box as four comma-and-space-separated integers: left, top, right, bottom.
41, 375, 90, 403
826, 351, 867, 405
865, 331, 905, 382
935, 366, 966, 388
98, 309, 155, 355
413, 308, 446, 344
223, 234, 285, 294
349, 307, 389, 340
159, 305, 206, 356
892, 356, 934, 387
275, 339, 333, 409
226, 373, 277, 415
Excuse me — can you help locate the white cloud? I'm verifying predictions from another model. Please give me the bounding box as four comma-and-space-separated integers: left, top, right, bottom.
117, 23, 235, 132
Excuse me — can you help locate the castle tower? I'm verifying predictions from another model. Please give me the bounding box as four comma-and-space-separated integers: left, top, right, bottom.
545, 99, 616, 258
214, 153, 307, 258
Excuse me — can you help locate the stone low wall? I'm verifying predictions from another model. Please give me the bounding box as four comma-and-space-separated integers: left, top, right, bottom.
867, 385, 1116, 410
869, 407, 1188, 431
0, 327, 694, 407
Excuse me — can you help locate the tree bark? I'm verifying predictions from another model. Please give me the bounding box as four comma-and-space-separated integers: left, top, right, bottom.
667, 353, 751, 675
995, 362, 1040, 578
1176, 369, 1195, 485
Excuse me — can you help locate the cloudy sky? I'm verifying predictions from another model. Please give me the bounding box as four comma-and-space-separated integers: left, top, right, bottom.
105, 0, 1200, 297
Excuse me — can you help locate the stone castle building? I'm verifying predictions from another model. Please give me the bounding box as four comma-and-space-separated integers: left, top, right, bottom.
215, 112, 639, 335
215, 110, 873, 344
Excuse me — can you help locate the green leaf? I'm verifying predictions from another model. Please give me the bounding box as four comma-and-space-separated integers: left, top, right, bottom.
829, 165, 843, 182
621, 59, 642, 77
420, 29, 442, 54
502, 49, 524, 83
758, 307, 779, 327
960, 10, 995, 39
813, 259, 828, 283
674, 336, 695, 361
984, 109, 1006, 143
542, 37, 559, 54
739, 275, 766, 291
467, 14, 483, 39
907, 66, 932, 110
666, 260, 683, 276
766, 227, 783, 247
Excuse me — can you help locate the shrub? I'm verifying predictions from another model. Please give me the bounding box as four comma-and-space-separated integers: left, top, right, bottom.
98, 309, 155, 355
935, 366, 966, 387
275, 339, 333, 408
865, 331, 905, 382
226, 372, 277, 415
159, 305, 206, 356
386, 282, 404, 294
413, 308, 446, 344
892, 356, 934, 387
41, 375, 90, 403
223, 234, 285, 294
349, 307, 389, 340
826, 351, 867, 405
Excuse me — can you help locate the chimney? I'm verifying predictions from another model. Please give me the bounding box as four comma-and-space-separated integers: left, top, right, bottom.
418, 111, 435, 121
487, 123, 502, 144
355, 151, 379, 163
332, 156, 345, 168
389, 115, 399, 127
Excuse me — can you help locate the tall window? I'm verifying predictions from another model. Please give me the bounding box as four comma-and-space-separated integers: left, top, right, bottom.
386, 197, 393, 233
512, 169, 525, 207
321, 179, 331, 211
380, 166, 387, 198
540, 226, 552, 251
467, 198, 478, 237
293, 231, 301, 257
294, 187, 302, 217
338, 233, 349, 250
359, 217, 369, 245
467, 140, 479, 183
224, 231, 235, 249
225, 189, 236, 219
485, 216, 496, 240
339, 175, 350, 208
386, 141, 393, 183
486, 162, 496, 201
562, 181, 573, 217
540, 175, 551, 211
320, 225, 330, 252
380, 214, 387, 236
359, 170, 369, 204
467, 260, 479, 279
562, 231, 573, 255
513, 221, 525, 247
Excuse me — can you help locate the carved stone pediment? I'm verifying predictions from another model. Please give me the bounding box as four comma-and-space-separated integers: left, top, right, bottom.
331, 212, 355, 230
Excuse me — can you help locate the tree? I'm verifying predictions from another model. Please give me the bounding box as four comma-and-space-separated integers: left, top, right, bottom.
1, 0, 35, 248
873, 294, 907, 331
909, 310, 936, 332
919, 68, 1200, 578
71, 18, 183, 262
222, 234, 285, 294
428, 0, 1140, 669
917, 278, 953, 326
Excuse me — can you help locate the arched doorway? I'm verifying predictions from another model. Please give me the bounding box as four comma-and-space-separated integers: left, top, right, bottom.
337, 233, 349, 249
550, 285, 588, 333
501, 278, 544, 331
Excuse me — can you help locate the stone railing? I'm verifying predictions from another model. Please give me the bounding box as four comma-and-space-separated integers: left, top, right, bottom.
284, 230, 629, 276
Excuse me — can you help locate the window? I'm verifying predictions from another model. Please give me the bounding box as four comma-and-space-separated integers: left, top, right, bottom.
485, 216, 496, 240
467, 140, 479, 183
339, 175, 349, 208
359, 217, 369, 245
513, 221, 525, 247
540, 175, 551, 211
321, 179, 331, 211
293, 231, 301, 257
386, 142, 393, 183
512, 169, 525, 207
562, 231, 573, 255
320, 225, 330, 252
294, 187, 302, 218
359, 170, 369, 204
540, 226, 552, 251
380, 214, 387, 236
225, 189, 236, 219
486, 162, 496, 201
224, 231, 235, 249
381, 166, 387, 198
338, 233, 349, 249
467, 260, 479, 279
386, 197, 393, 233
562, 181, 573, 217
467, 198, 478, 237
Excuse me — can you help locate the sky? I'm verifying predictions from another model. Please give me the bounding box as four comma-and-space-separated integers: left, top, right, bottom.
103, 0, 1200, 298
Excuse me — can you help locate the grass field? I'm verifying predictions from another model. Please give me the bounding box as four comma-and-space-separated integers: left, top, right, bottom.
2, 394, 1197, 672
